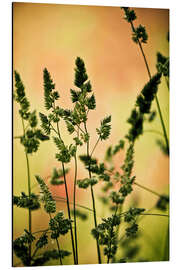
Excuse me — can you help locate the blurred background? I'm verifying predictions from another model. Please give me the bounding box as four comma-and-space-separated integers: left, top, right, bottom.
13, 3, 169, 266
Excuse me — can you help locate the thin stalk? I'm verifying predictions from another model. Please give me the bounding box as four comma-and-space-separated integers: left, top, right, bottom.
139, 213, 169, 218
107, 205, 119, 264
49, 213, 63, 265
111, 204, 123, 263
55, 237, 63, 265
56, 122, 77, 265
22, 118, 32, 263
129, 20, 169, 155
107, 226, 113, 264
90, 137, 100, 157
32, 230, 49, 259
32, 229, 50, 235
73, 154, 78, 264
62, 162, 77, 264
134, 181, 162, 197
84, 122, 102, 264
53, 196, 94, 213
115, 204, 123, 238
144, 129, 164, 137
119, 211, 169, 218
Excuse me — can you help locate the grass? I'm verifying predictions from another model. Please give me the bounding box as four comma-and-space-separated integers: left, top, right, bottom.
13, 6, 169, 266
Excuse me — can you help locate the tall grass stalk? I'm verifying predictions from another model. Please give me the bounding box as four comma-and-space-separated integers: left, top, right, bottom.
22, 118, 32, 262
56, 122, 77, 265
129, 19, 169, 154
84, 121, 102, 264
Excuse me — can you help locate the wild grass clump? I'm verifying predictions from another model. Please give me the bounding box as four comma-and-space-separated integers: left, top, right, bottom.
13, 6, 169, 266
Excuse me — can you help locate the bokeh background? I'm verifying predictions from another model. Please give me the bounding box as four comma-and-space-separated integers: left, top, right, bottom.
13, 2, 169, 266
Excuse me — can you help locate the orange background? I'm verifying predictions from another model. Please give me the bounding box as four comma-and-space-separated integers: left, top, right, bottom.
13, 3, 169, 265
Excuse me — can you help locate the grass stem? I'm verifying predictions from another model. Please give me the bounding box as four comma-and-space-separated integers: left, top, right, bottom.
129, 20, 169, 155
49, 213, 63, 265
84, 122, 102, 264
22, 118, 32, 263
73, 154, 79, 264
134, 182, 162, 197
56, 122, 77, 265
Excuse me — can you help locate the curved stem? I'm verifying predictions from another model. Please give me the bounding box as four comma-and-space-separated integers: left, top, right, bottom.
140, 213, 169, 217
134, 181, 163, 197
22, 118, 32, 263
62, 162, 77, 264
73, 154, 78, 264
84, 122, 102, 264
155, 96, 169, 154
55, 238, 63, 265
53, 196, 94, 213
90, 137, 100, 157
49, 213, 63, 265
144, 129, 164, 137
56, 122, 77, 265
129, 20, 169, 155
32, 229, 50, 235
119, 211, 169, 218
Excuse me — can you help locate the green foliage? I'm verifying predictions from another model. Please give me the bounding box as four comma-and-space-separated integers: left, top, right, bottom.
126, 109, 143, 142
79, 154, 97, 168
156, 52, 169, 77
14, 72, 49, 154
91, 215, 121, 260
53, 137, 72, 163
156, 139, 169, 156
121, 143, 134, 178
122, 8, 148, 44
32, 249, 71, 266
113, 139, 125, 155
105, 139, 125, 161
121, 7, 137, 22
29, 110, 38, 127
96, 115, 111, 140
70, 89, 81, 103
39, 112, 51, 135
86, 94, 96, 110
126, 73, 161, 143
124, 208, 145, 223
65, 121, 75, 134
49, 211, 72, 238
13, 192, 40, 211
120, 233, 141, 261
73, 136, 83, 146
132, 25, 148, 44
110, 191, 124, 205
71, 209, 88, 221
43, 68, 59, 110
49, 168, 69, 185
14, 71, 30, 120
74, 57, 88, 88
125, 223, 139, 237
35, 233, 48, 249
156, 195, 169, 211
148, 111, 156, 122
77, 177, 98, 189
13, 230, 36, 266
136, 73, 162, 114
35, 175, 56, 213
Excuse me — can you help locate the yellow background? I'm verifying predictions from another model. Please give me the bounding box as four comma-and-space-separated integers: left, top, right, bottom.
13, 3, 169, 265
